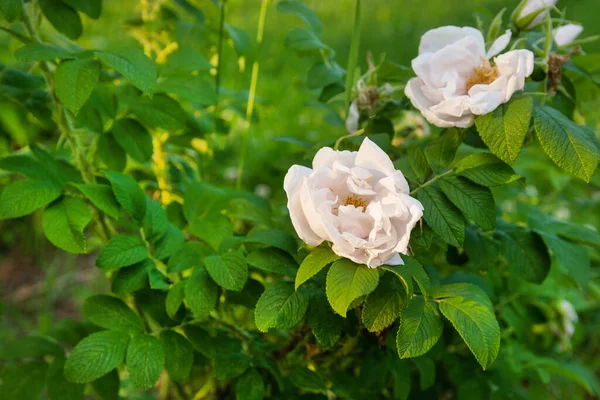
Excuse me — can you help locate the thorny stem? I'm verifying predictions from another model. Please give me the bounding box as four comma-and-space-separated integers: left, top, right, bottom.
21, 0, 113, 241
409, 170, 453, 195
215, 0, 227, 111
236, 0, 270, 189
344, 0, 362, 111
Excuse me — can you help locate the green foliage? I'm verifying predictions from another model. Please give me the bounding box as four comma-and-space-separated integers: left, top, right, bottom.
326, 259, 379, 316
533, 106, 600, 182
475, 96, 533, 164
126, 334, 165, 389
2, 1, 600, 399
42, 197, 92, 253
255, 282, 310, 332
64, 330, 130, 383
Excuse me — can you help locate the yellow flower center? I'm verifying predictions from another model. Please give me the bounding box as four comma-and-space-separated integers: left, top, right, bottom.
465, 58, 498, 92
343, 195, 368, 212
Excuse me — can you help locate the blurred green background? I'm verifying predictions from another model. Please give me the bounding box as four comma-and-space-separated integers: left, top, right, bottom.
1, 0, 599, 342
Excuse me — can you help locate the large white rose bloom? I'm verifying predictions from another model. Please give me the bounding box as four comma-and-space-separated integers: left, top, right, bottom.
405, 26, 534, 128
284, 138, 423, 268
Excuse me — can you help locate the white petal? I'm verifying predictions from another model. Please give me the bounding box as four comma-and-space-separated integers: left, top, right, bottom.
554, 24, 583, 47
384, 253, 404, 266
419, 26, 485, 56
283, 166, 322, 246
355, 137, 395, 177
312, 147, 356, 170
405, 78, 462, 128
495, 49, 534, 89
345, 100, 360, 133
486, 30, 512, 59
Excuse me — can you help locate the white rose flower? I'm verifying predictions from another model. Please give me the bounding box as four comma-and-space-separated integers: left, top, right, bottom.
284, 137, 424, 268
514, 0, 558, 30
553, 24, 583, 47
405, 26, 534, 128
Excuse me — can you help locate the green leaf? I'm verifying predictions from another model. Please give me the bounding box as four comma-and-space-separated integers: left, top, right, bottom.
129, 94, 186, 131
496, 229, 550, 284
104, 171, 147, 225
185, 267, 218, 320
42, 197, 92, 254
439, 176, 496, 230
254, 282, 309, 332
82, 295, 144, 334
111, 260, 151, 294
438, 295, 500, 369
168, 242, 209, 273
474, 96, 533, 164
225, 24, 251, 56
243, 228, 298, 255
112, 118, 153, 163
414, 357, 436, 390
14, 43, 73, 62
416, 185, 465, 247
236, 368, 265, 400
96, 234, 148, 271
453, 152, 521, 187
155, 75, 217, 106
285, 27, 330, 54
0, 361, 48, 400
307, 294, 344, 348
296, 245, 341, 289
247, 248, 298, 276
396, 296, 443, 359
126, 334, 164, 390
326, 259, 379, 317
277, 0, 322, 33
533, 105, 600, 182
0, 154, 59, 183
307, 61, 344, 89
65, 330, 130, 383
204, 249, 248, 291
165, 280, 186, 319
39, 0, 82, 40
73, 184, 120, 219
96, 48, 156, 94
143, 197, 168, 243
47, 356, 85, 400
91, 369, 119, 400
424, 128, 463, 173
189, 214, 233, 251
97, 133, 126, 171
362, 279, 405, 333
55, 59, 100, 116
538, 232, 590, 287
154, 223, 185, 260
528, 210, 600, 249
383, 256, 430, 298
0, 0, 21, 22
62, 0, 102, 19
214, 353, 252, 381
431, 283, 494, 312
0, 179, 62, 219
160, 331, 193, 382
0, 336, 63, 359
290, 367, 326, 393
409, 146, 431, 183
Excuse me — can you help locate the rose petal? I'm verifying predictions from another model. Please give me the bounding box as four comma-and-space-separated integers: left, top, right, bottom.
553, 24, 583, 47
486, 29, 512, 59
419, 25, 485, 56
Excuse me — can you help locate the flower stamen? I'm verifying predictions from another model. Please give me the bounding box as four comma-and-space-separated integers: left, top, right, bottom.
343, 195, 368, 212
465, 57, 499, 92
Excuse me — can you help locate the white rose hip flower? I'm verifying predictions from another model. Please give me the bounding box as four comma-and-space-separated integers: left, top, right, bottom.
553, 24, 583, 47
405, 26, 534, 128
284, 138, 424, 268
